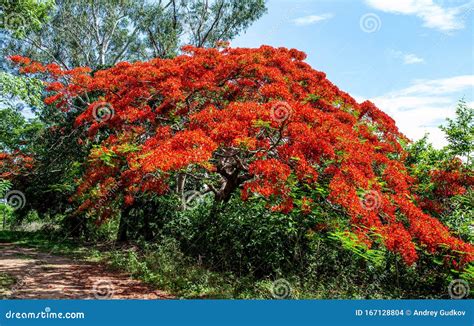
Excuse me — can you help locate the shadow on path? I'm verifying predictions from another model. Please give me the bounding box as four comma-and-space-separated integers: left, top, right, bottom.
0, 243, 173, 299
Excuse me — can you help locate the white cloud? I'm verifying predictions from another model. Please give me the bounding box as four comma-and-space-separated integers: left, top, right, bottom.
292, 14, 334, 26
393, 75, 473, 95
362, 75, 474, 147
365, 0, 473, 32
390, 50, 425, 64
402, 53, 424, 64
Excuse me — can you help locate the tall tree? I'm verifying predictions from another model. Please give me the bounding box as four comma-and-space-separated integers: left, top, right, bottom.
0, 72, 44, 153
440, 99, 473, 165
1, 0, 266, 237
1, 0, 267, 69
11, 46, 473, 265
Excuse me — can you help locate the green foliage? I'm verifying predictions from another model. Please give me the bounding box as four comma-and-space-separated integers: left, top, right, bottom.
0, 107, 43, 152
405, 100, 473, 241
328, 231, 385, 267
1, 0, 267, 69
0, 272, 16, 298
183, 0, 266, 48
0, 228, 459, 299
0, 72, 45, 153
459, 264, 474, 284
0, 180, 13, 229
0, 72, 45, 110
440, 189, 474, 243
440, 99, 474, 165
0, 0, 53, 38
405, 135, 447, 195
159, 195, 309, 276
88, 190, 461, 299
0, 0, 470, 296
0, 179, 11, 197
0, 0, 267, 238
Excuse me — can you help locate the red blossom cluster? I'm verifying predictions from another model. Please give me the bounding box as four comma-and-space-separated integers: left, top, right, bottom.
0, 152, 34, 180
430, 160, 472, 198
9, 46, 473, 266
415, 159, 473, 215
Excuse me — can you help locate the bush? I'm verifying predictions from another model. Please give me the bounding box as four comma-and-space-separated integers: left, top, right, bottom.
124, 193, 466, 298
159, 195, 309, 277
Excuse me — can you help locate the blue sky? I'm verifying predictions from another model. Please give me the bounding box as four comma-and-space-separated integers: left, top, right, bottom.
233, 0, 474, 147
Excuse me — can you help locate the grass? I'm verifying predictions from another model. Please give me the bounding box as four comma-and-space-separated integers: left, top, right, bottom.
103, 240, 275, 299
1, 230, 461, 299
0, 272, 16, 298
0, 230, 278, 299
0, 230, 103, 261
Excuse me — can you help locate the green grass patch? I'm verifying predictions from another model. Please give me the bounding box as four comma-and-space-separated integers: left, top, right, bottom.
0, 272, 17, 298
0, 230, 102, 261
0, 230, 280, 298
0, 230, 458, 299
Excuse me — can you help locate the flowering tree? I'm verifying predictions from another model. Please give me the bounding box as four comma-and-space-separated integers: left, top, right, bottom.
9, 45, 473, 267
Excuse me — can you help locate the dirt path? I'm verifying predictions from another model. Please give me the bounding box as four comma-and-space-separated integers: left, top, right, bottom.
0, 243, 173, 299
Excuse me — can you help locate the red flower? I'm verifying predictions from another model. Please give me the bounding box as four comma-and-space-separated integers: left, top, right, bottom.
11, 46, 472, 267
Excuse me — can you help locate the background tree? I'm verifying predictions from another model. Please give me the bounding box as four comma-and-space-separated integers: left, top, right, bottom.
0, 72, 44, 154
405, 101, 473, 245
440, 99, 473, 165
1, 0, 267, 69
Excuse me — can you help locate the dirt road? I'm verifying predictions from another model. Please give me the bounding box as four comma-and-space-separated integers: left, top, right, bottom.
0, 243, 173, 299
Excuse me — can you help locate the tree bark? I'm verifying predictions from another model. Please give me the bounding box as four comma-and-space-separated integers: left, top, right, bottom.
142, 205, 153, 241
117, 206, 132, 242
69, 214, 85, 238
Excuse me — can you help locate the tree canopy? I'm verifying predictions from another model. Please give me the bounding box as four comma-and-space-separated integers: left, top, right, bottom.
7, 46, 473, 267
440, 99, 473, 165
1, 0, 267, 69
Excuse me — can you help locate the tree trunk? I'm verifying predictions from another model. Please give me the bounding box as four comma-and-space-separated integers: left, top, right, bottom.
69, 214, 85, 238
2, 208, 6, 230
117, 206, 131, 242
142, 207, 153, 241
